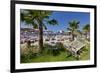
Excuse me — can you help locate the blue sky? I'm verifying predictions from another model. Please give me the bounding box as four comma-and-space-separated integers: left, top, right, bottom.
21, 11, 90, 32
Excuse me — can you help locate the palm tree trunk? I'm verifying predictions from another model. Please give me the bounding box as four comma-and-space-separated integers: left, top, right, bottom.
72, 34, 74, 41
72, 31, 74, 41
38, 21, 43, 52
85, 32, 87, 40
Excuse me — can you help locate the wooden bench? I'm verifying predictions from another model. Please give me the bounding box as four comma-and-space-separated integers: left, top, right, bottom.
64, 39, 86, 58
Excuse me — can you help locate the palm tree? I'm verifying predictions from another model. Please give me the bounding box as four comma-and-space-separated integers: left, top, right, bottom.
21, 10, 58, 52
83, 24, 90, 40
67, 20, 80, 41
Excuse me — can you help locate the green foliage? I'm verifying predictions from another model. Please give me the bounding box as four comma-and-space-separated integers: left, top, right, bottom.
47, 19, 58, 25
68, 20, 80, 30
56, 42, 66, 51
42, 44, 59, 56
20, 46, 39, 63
79, 45, 90, 60
20, 9, 58, 29
21, 43, 90, 63
82, 24, 90, 40
83, 24, 90, 32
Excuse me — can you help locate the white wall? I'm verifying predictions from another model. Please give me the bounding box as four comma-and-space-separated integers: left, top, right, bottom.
0, 0, 99, 73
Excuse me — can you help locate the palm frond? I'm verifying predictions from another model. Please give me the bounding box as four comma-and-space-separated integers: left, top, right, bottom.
47, 19, 58, 25
43, 24, 47, 30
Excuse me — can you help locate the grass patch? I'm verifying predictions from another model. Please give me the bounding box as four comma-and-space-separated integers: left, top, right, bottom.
79, 45, 90, 60
21, 43, 90, 63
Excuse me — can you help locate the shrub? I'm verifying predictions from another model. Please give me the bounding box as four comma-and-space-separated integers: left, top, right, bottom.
42, 43, 66, 56
42, 44, 53, 55
20, 46, 40, 63
56, 42, 66, 52
52, 48, 60, 56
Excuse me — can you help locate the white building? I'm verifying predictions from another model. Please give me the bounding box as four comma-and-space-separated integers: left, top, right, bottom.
20, 28, 73, 44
